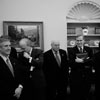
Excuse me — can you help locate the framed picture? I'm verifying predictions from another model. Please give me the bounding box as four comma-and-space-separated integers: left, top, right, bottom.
3, 21, 44, 50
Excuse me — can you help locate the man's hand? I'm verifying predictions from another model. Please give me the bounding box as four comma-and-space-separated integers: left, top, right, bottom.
14, 87, 23, 99
23, 52, 30, 59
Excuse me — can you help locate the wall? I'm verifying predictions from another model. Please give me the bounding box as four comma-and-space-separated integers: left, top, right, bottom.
0, 0, 100, 51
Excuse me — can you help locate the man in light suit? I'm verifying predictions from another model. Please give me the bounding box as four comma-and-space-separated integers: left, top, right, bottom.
43, 40, 69, 100
68, 34, 93, 100
18, 38, 46, 100
0, 36, 23, 100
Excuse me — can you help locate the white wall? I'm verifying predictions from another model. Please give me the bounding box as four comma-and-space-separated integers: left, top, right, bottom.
0, 0, 100, 51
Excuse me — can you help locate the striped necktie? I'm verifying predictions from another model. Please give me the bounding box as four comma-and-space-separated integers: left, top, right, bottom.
55, 52, 61, 66
6, 58, 14, 76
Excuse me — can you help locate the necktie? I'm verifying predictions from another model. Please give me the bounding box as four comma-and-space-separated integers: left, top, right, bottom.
6, 58, 14, 76
55, 52, 61, 66
79, 47, 83, 53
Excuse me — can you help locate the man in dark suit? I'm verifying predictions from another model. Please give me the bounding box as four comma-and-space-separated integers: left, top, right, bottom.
68, 34, 93, 100
92, 43, 100, 100
43, 40, 69, 100
18, 38, 46, 100
0, 36, 23, 100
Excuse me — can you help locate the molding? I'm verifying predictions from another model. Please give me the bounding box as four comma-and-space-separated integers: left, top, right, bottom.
66, 0, 100, 21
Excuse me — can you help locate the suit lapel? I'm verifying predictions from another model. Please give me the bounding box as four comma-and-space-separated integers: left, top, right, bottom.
59, 50, 66, 64
75, 46, 81, 53
30, 49, 36, 58
59, 50, 62, 63
9, 57, 16, 77
0, 56, 15, 77
50, 50, 57, 63
83, 46, 87, 53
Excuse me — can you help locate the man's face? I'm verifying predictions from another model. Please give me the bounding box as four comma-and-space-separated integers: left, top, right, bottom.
76, 36, 84, 47
20, 43, 31, 53
51, 42, 60, 52
20, 44, 29, 52
0, 41, 11, 57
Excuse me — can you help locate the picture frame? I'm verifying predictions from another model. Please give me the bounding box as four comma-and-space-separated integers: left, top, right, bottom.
3, 21, 44, 50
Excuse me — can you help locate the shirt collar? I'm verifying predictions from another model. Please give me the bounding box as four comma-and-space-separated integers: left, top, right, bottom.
0, 53, 9, 62
78, 46, 83, 50
52, 49, 59, 54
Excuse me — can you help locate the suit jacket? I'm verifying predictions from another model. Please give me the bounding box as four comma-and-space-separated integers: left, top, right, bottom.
68, 45, 93, 83
93, 50, 99, 74
43, 49, 68, 87
18, 48, 46, 88
0, 56, 23, 99
92, 51, 98, 86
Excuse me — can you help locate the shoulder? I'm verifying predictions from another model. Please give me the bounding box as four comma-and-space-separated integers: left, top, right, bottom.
84, 46, 92, 51
69, 46, 77, 52
44, 49, 52, 57
73, 46, 77, 49
32, 48, 43, 54
59, 49, 68, 56
59, 49, 67, 53
44, 49, 51, 53
84, 46, 91, 49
